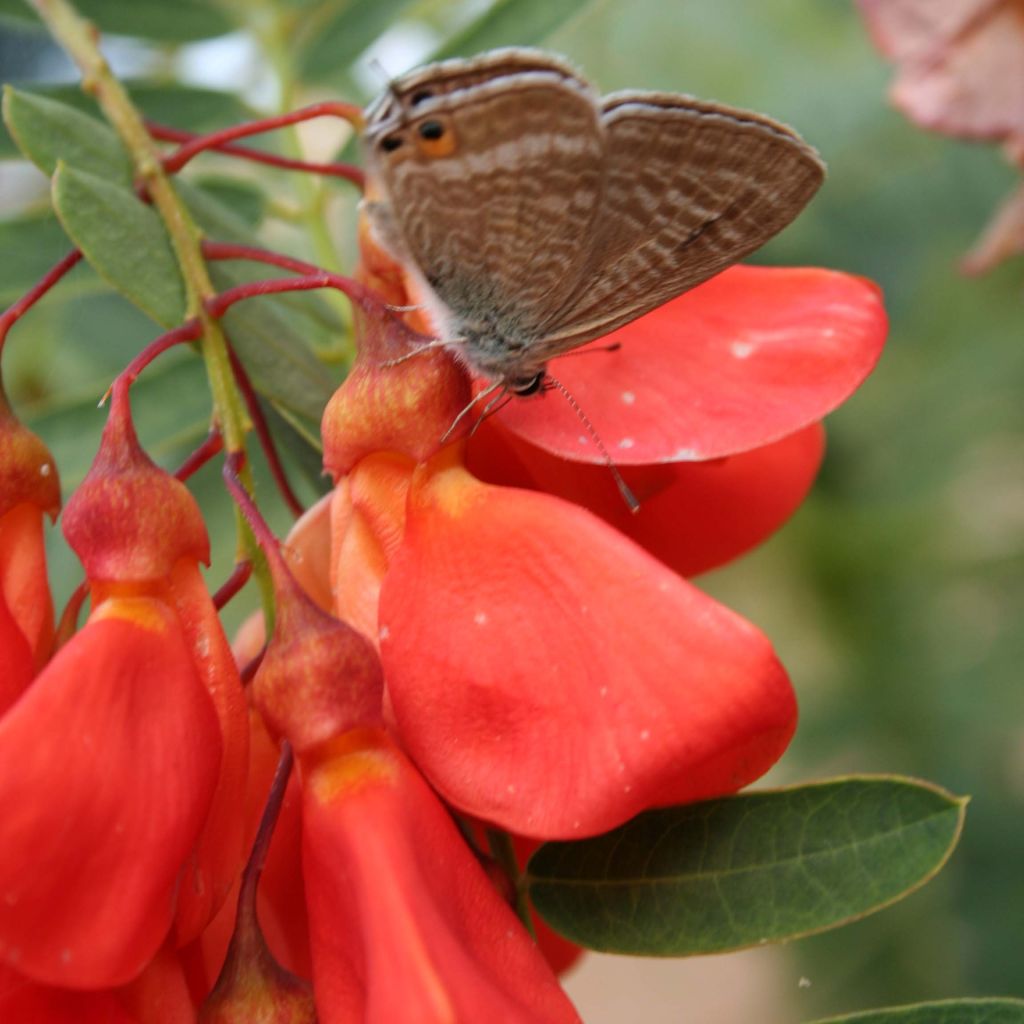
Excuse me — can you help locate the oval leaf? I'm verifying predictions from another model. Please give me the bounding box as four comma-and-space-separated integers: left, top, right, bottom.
0, 84, 253, 162
2, 86, 133, 183
432, 0, 596, 60
2, 0, 233, 42
52, 163, 185, 327
0, 212, 85, 304
526, 776, 966, 956
299, 0, 416, 81
810, 998, 1024, 1024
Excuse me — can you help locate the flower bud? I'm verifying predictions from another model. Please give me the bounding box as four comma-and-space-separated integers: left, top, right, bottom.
62, 381, 208, 582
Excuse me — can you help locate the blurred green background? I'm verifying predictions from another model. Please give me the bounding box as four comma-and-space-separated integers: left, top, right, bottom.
1, 1, 1021, 1020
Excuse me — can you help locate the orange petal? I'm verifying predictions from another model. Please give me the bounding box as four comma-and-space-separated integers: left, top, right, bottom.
301, 729, 581, 1024
379, 457, 796, 838
169, 561, 250, 945
0, 598, 221, 987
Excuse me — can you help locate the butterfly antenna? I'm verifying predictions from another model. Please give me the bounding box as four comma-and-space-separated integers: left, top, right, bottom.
368, 58, 395, 92
546, 374, 640, 514
382, 336, 466, 368
441, 379, 504, 444
468, 387, 515, 438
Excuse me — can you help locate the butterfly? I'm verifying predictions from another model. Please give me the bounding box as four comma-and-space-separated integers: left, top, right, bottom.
361, 47, 824, 397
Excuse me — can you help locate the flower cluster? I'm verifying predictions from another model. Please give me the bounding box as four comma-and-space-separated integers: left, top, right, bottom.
0, 104, 886, 1024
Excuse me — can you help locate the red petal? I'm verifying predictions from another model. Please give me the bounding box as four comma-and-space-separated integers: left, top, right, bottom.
0, 599, 221, 987
169, 561, 250, 945
0, 502, 54, 674
0, 587, 33, 716
469, 421, 825, 577
379, 458, 797, 838
301, 729, 580, 1024
490, 266, 885, 464
0, 964, 138, 1024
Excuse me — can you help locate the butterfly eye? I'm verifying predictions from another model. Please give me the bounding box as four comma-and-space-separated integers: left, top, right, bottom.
410, 89, 433, 106
380, 135, 404, 152
415, 117, 457, 158
418, 121, 445, 141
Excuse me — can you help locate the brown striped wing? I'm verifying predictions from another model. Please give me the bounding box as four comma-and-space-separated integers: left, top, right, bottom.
534, 91, 826, 355
367, 73, 606, 335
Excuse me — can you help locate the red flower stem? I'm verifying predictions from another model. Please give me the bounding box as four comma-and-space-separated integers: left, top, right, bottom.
54, 579, 89, 652
207, 274, 370, 320
115, 320, 203, 392
160, 102, 364, 175
240, 647, 265, 686
213, 560, 253, 612
226, 343, 305, 518
222, 451, 289, 581
237, 740, 294, 924
0, 249, 83, 353
203, 241, 381, 312
203, 240, 337, 278
174, 427, 224, 482
148, 121, 364, 187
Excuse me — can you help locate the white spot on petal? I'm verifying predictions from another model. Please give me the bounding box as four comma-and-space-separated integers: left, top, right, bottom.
379, 624, 391, 641
473, 611, 488, 626
731, 341, 755, 359
672, 448, 699, 461
640, 729, 651, 742
618, 437, 635, 450
621, 390, 636, 405
577, 435, 590, 446
39, 463, 52, 477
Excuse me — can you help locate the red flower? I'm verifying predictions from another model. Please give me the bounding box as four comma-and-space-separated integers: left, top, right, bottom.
305, 225, 887, 841
0, 384, 247, 989
301, 729, 581, 1024
0, 391, 60, 712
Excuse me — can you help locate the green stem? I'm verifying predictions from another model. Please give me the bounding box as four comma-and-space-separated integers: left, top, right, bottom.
29, 0, 273, 613
28, 0, 249, 455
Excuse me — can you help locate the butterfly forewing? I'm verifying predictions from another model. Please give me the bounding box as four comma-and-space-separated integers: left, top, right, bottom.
367, 73, 605, 339
535, 92, 826, 353
363, 50, 826, 386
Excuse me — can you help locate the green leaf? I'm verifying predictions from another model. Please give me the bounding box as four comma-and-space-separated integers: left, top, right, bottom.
219, 283, 337, 422
0, 84, 254, 162
526, 776, 966, 956
2, 86, 133, 183
0, 0, 233, 43
0, 211, 86, 305
52, 163, 185, 327
431, 0, 596, 60
810, 998, 1024, 1023
174, 178, 343, 422
298, 0, 417, 81
191, 176, 265, 227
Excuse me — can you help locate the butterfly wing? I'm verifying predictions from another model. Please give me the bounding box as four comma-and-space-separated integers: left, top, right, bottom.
534, 91, 826, 354
363, 64, 606, 340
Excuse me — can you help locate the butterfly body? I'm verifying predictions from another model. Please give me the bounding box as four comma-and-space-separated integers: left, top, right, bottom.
362, 48, 825, 393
